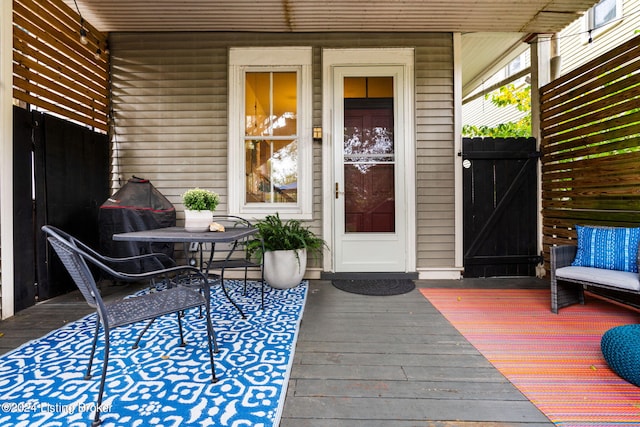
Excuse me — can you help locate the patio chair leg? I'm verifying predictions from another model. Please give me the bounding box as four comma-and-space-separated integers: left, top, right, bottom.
85, 319, 101, 380
196, 293, 204, 319
132, 319, 155, 349
92, 328, 111, 427
213, 330, 219, 354
258, 266, 265, 310
204, 305, 219, 383
200, 285, 220, 354
176, 312, 187, 347
221, 276, 246, 319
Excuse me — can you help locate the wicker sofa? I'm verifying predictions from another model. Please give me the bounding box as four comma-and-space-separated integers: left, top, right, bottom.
550, 244, 640, 314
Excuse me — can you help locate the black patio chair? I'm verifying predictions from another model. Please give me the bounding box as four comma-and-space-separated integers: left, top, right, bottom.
203, 215, 265, 310
44, 226, 177, 277
42, 225, 218, 427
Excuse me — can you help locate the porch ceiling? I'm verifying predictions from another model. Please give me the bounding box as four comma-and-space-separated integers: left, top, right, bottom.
65, 0, 598, 93
66, 0, 597, 33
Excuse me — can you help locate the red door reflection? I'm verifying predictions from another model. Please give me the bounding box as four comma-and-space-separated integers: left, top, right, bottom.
343, 101, 395, 233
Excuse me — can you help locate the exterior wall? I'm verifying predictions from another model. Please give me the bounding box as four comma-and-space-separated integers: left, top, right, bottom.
558, 0, 640, 74
463, 95, 523, 128
415, 39, 457, 270
463, 0, 640, 129
462, 50, 531, 129
110, 32, 456, 273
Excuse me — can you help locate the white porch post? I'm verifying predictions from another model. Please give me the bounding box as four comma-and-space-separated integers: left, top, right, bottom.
529, 34, 553, 263
0, 2, 14, 319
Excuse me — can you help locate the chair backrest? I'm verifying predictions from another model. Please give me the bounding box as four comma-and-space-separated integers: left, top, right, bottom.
43, 226, 104, 310
45, 226, 174, 274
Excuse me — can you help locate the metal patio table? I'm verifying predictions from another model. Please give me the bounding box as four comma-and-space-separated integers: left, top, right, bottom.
113, 226, 258, 318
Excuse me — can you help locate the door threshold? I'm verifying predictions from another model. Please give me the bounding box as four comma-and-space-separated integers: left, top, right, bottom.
321, 272, 419, 280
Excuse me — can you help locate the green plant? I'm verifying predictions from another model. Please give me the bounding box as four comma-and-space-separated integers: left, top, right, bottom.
463, 83, 532, 137
182, 188, 220, 211
246, 213, 326, 260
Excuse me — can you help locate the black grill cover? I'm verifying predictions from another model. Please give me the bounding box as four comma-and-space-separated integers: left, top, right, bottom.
99, 176, 176, 273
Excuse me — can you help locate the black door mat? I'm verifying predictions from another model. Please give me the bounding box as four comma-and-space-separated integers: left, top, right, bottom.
331, 279, 416, 296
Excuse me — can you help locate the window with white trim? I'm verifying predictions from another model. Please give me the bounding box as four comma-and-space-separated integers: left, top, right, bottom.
228, 47, 313, 219
584, 0, 622, 37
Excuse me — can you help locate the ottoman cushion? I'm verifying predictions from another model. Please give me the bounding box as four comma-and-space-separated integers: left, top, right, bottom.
601, 324, 640, 387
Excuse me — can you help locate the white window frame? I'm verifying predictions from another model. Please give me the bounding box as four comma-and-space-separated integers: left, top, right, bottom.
583, 0, 622, 41
228, 47, 313, 219
506, 52, 526, 77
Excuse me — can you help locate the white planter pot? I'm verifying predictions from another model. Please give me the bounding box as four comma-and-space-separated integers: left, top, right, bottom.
263, 248, 307, 289
184, 209, 213, 232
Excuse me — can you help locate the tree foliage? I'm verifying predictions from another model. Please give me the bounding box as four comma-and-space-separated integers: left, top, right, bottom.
463, 83, 532, 137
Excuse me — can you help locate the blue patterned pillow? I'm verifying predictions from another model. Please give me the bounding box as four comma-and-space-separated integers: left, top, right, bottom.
571, 225, 640, 273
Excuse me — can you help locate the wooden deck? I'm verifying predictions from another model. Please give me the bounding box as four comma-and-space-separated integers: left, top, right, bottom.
0, 278, 554, 426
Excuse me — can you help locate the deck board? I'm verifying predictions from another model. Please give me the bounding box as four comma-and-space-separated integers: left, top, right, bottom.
283, 396, 549, 423
280, 279, 553, 426
0, 278, 554, 426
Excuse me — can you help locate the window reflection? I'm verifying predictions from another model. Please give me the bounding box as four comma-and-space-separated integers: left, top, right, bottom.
245, 72, 298, 203
344, 126, 394, 172
343, 76, 395, 232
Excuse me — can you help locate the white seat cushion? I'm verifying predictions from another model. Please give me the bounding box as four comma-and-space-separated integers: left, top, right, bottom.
557, 266, 640, 292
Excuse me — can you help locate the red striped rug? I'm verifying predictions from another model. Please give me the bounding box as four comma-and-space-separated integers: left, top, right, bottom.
420, 288, 640, 426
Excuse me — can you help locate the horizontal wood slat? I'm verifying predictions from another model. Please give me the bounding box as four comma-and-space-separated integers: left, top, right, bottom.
12, 55, 108, 113
542, 148, 640, 173
542, 81, 640, 138
540, 33, 640, 270
13, 0, 109, 132
542, 111, 640, 148
540, 36, 640, 104
13, 2, 107, 72
541, 66, 640, 128
12, 21, 108, 93
542, 129, 640, 163
14, 70, 107, 121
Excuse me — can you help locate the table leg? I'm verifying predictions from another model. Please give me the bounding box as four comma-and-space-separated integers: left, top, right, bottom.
203, 243, 246, 319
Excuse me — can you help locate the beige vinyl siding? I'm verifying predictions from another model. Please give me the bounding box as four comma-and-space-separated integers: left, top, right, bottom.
110, 32, 455, 271
415, 39, 456, 268
110, 35, 228, 219
558, 0, 640, 75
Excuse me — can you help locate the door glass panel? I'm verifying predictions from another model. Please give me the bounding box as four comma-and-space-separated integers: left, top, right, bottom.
343, 77, 395, 233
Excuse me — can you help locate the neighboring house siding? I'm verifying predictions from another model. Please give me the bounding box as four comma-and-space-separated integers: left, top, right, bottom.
463, 96, 522, 128
462, 50, 531, 129
463, 0, 640, 130
110, 32, 455, 272
559, 0, 640, 74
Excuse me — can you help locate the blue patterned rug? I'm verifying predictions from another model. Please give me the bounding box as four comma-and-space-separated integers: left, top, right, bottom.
0, 280, 307, 427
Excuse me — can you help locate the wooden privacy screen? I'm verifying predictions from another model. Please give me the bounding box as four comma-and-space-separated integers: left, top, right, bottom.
13, 0, 109, 132
540, 34, 640, 268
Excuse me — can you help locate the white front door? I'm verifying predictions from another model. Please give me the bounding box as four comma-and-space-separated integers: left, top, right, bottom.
322, 49, 415, 272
